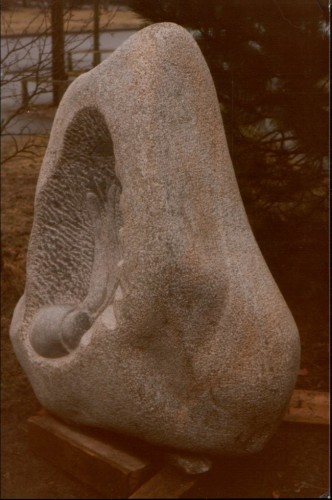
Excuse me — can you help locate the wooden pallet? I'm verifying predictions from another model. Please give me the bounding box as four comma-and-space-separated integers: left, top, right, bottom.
28, 390, 329, 499
28, 409, 154, 498
28, 409, 195, 498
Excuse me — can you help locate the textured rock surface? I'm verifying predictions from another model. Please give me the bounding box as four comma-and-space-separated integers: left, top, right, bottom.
10, 22, 300, 455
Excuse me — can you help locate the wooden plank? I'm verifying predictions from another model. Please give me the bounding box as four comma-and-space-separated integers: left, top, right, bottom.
27, 390, 328, 498
128, 466, 196, 499
284, 390, 329, 425
28, 410, 156, 498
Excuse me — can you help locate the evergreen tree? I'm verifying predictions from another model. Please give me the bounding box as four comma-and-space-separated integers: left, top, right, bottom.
125, 0, 329, 223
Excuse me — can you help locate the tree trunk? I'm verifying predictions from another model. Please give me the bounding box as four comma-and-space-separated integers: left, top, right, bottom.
51, 0, 66, 106
93, 0, 101, 67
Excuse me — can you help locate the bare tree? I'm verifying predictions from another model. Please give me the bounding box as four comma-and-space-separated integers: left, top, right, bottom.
1, 6, 54, 163
1, 1, 120, 165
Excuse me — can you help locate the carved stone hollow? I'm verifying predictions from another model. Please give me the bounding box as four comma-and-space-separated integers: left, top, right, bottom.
10, 23, 300, 457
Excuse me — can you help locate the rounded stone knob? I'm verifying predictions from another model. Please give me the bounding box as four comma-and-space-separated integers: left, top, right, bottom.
30, 305, 92, 358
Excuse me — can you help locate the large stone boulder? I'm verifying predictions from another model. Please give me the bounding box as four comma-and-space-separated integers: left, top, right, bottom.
10, 22, 300, 456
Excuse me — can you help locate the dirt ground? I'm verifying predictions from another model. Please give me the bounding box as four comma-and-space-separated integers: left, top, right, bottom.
1, 128, 329, 498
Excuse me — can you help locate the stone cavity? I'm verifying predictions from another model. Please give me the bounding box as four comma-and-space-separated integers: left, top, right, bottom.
10, 23, 300, 456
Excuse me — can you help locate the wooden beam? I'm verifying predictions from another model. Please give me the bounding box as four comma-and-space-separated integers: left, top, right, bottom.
28, 410, 155, 498
27, 390, 329, 498
128, 466, 196, 499
284, 389, 329, 425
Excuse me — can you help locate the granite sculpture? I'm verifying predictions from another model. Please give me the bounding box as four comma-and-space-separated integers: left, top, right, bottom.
10, 23, 300, 461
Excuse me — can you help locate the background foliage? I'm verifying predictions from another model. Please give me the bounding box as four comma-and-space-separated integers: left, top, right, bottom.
125, 0, 329, 225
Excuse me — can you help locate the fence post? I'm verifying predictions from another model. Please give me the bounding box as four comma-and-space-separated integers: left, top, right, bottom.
21, 79, 29, 108
67, 52, 73, 73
